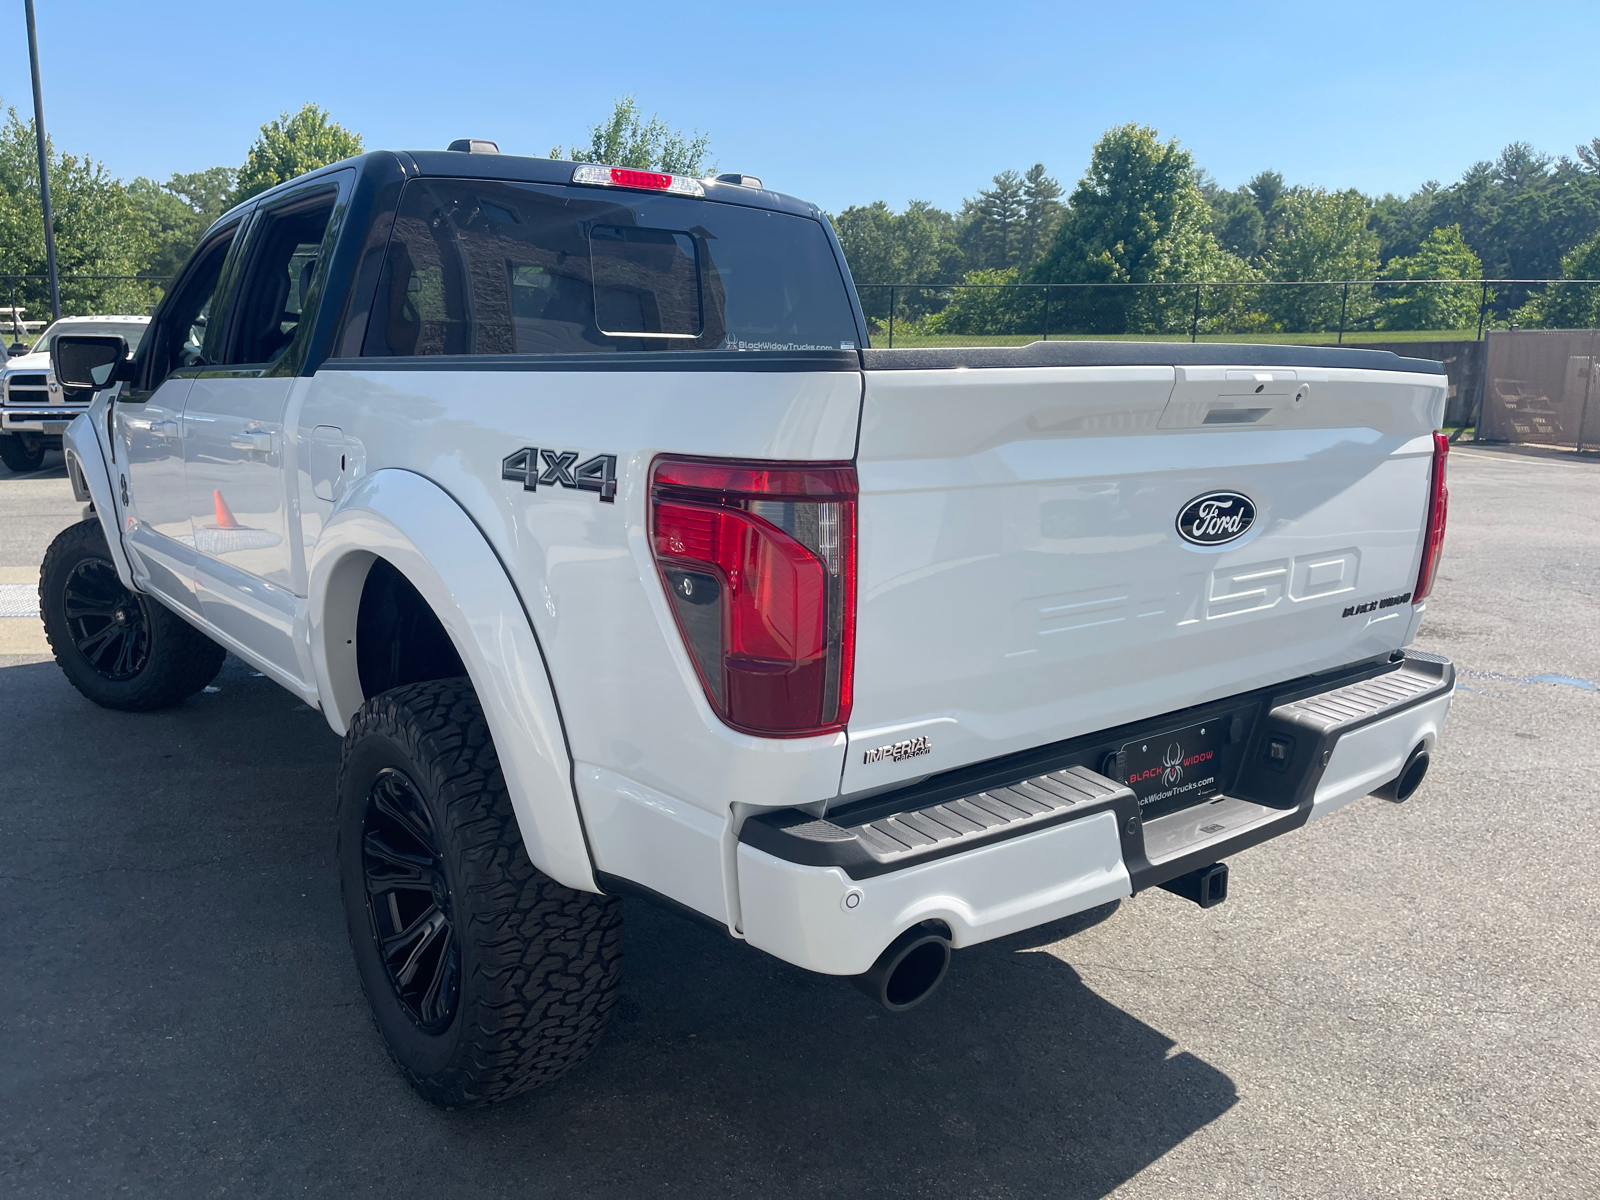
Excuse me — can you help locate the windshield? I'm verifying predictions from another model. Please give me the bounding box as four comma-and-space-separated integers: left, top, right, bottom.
34, 320, 151, 354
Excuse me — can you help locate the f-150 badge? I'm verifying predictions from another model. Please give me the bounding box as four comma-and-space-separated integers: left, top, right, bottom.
502, 448, 617, 501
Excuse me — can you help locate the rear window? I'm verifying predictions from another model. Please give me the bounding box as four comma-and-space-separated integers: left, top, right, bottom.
361, 178, 858, 357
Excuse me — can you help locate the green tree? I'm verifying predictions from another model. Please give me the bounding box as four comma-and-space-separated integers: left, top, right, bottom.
1427, 144, 1600, 280
1018, 163, 1064, 268
1246, 170, 1285, 221
167, 167, 238, 220
1262, 189, 1378, 331
959, 169, 1027, 270
1493, 142, 1552, 193
233, 104, 363, 204
1032, 123, 1244, 333
1216, 200, 1266, 261
551, 95, 711, 176
1200, 172, 1268, 264
1515, 234, 1600, 328
1378, 224, 1483, 331
0, 104, 153, 319
921, 266, 1039, 336
128, 166, 237, 278
1370, 182, 1438, 264
832, 198, 962, 323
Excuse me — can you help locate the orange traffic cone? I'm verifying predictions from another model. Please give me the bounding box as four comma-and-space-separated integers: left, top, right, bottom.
213, 489, 240, 530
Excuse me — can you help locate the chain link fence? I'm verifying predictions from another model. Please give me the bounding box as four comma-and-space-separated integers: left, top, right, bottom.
1, 273, 1591, 448
855, 280, 1600, 348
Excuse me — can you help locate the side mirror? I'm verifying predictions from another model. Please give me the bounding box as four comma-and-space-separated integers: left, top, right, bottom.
7, 342, 28, 357
52, 334, 132, 389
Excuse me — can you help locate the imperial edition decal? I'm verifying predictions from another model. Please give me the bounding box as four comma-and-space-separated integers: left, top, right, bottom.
863, 736, 931, 765
1176, 491, 1256, 546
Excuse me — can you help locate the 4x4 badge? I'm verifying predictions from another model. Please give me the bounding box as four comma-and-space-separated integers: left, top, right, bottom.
502, 448, 617, 502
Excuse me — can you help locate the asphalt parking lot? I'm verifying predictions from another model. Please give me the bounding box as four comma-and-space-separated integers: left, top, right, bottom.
1, 443, 1596, 1198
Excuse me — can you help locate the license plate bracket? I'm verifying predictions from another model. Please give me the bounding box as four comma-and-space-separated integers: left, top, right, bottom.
1121, 720, 1225, 819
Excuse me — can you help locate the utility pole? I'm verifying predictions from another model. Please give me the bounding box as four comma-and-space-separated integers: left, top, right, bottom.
25, 0, 60, 321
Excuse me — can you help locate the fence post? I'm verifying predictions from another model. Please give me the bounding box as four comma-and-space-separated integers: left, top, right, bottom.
1337, 282, 1349, 345
1476, 281, 1489, 340
888, 285, 895, 349
1190, 284, 1202, 343
1042, 286, 1050, 342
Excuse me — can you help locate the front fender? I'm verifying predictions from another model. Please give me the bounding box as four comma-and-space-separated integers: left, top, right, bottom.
308, 468, 595, 893
63, 399, 138, 592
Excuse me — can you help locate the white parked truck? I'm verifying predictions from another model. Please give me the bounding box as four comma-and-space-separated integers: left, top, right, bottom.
43, 147, 1454, 1108
0, 314, 150, 472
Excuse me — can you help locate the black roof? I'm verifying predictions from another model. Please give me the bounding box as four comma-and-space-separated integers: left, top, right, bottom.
224, 149, 820, 223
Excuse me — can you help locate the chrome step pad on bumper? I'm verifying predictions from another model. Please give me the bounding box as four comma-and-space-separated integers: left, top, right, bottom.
743, 765, 1131, 880
741, 650, 1456, 896
1275, 650, 1450, 733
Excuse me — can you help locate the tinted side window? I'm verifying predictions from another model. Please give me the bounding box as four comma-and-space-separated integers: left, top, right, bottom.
145, 223, 239, 384
227, 193, 337, 365
363, 178, 857, 357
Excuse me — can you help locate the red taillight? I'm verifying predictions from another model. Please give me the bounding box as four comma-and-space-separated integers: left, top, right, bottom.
611, 168, 672, 190
570, 164, 706, 197
650, 456, 855, 737
1413, 432, 1449, 602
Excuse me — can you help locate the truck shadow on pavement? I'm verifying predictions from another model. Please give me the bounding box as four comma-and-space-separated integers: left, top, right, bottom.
0, 656, 1236, 1199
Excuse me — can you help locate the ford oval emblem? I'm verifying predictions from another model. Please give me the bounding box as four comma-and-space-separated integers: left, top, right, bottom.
1177, 491, 1256, 546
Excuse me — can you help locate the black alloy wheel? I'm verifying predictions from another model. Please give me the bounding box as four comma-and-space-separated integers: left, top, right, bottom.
41, 519, 226, 710
337, 679, 624, 1108
62, 557, 152, 681
362, 767, 460, 1031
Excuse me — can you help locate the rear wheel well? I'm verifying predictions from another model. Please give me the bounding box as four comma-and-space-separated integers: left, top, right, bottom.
356, 557, 466, 698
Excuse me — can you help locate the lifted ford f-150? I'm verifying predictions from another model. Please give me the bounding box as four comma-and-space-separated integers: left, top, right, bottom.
42, 145, 1453, 1108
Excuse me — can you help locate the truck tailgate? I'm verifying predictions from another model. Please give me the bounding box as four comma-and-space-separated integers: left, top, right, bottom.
842, 355, 1447, 796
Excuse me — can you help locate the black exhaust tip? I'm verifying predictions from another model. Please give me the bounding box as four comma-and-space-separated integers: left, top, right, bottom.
1374, 743, 1430, 803
852, 924, 951, 1012
1159, 862, 1229, 908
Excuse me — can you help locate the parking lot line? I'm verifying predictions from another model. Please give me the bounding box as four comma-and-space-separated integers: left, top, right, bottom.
0, 616, 48, 655
1451, 450, 1592, 469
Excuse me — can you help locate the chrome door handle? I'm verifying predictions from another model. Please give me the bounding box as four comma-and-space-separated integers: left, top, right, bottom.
230, 432, 274, 452
149, 419, 179, 438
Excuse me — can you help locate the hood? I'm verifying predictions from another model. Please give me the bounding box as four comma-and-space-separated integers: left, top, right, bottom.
4, 351, 50, 373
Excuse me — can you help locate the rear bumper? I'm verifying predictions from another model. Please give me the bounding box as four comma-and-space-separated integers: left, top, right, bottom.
737, 649, 1454, 975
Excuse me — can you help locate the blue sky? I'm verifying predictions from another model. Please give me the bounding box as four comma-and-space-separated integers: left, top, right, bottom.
3, 0, 1596, 214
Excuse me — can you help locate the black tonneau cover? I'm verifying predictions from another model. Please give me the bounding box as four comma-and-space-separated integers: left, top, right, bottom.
861, 341, 1446, 375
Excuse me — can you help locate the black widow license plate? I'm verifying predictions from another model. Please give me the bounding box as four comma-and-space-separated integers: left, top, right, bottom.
1122, 720, 1224, 819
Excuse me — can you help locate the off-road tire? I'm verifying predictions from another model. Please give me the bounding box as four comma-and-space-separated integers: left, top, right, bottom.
0, 433, 45, 473
40, 519, 226, 710
337, 678, 624, 1109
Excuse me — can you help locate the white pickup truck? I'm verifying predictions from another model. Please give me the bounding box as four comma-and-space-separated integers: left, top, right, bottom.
44, 146, 1454, 1109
